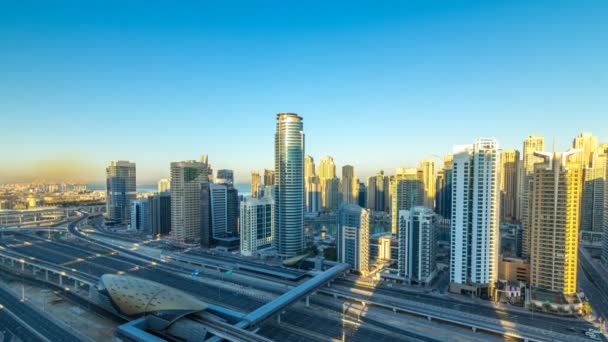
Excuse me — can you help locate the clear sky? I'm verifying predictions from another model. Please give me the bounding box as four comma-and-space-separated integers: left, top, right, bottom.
1, 1, 607, 184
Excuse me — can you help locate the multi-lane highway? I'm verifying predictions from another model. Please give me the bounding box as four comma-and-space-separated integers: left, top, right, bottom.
0, 283, 81, 342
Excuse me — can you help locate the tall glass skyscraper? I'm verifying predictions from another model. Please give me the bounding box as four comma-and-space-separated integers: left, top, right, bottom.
275, 113, 305, 257
106, 161, 136, 226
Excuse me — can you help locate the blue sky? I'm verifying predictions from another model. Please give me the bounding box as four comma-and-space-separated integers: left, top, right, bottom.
1, 1, 607, 184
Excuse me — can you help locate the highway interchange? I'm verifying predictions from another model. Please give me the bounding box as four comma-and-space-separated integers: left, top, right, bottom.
0, 213, 605, 342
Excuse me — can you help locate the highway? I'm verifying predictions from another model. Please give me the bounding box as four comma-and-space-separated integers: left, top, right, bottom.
0, 283, 81, 342
3, 213, 595, 342
578, 249, 608, 322
2, 217, 428, 341
331, 279, 594, 335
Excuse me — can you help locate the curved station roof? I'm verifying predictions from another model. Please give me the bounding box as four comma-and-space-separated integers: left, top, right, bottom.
98, 274, 207, 322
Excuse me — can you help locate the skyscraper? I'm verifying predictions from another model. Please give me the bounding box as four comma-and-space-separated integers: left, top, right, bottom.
435, 155, 453, 219
318, 156, 336, 209
170, 160, 209, 244
419, 160, 436, 209
357, 181, 367, 208
263, 169, 275, 186
275, 113, 305, 257
304, 155, 317, 213
148, 192, 171, 237
500, 149, 520, 223
130, 199, 149, 231
572, 132, 599, 168
366, 176, 377, 211
578, 137, 606, 233
337, 204, 370, 275
529, 150, 582, 295
522, 134, 545, 258
398, 207, 437, 285
240, 196, 274, 257
209, 183, 228, 239
216, 169, 234, 185
157, 178, 170, 193
391, 167, 423, 234
251, 170, 261, 198
373, 170, 388, 212
602, 155, 608, 267
450, 139, 500, 299
325, 177, 342, 211
341, 165, 357, 204
106, 161, 136, 226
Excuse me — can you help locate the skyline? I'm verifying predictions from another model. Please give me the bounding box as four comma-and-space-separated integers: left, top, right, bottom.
1, 1, 607, 183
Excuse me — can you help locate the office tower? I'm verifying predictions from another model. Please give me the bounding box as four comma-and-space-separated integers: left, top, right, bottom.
318, 156, 336, 179
263, 169, 275, 186
325, 177, 342, 211
522, 135, 545, 258
341, 165, 357, 204
200, 182, 212, 247
209, 183, 228, 239
251, 171, 261, 198
105, 161, 136, 225
372, 170, 388, 212
529, 150, 582, 295
366, 176, 377, 211
580, 140, 607, 232
337, 204, 370, 275
398, 207, 437, 285
170, 160, 209, 244
275, 113, 305, 257
419, 160, 436, 209
226, 186, 239, 236
240, 196, 274, 257
603, 155, 608, 267
130, 199, 149, 231
305, 155, 315, 179
391, 167, 423, 234
148, 193, 171, 237
157, 178, 170, 193
450, 139, 500, 298
572, 132, 599, 168
358, 181, 367, 208
500, 149, 520, 223
435, 155, 453, 219
216, 169, 234, 185
200, 154, 213, 183
304, 155, 316, 212
306, 176, 322, 213
318, 156, 336, 209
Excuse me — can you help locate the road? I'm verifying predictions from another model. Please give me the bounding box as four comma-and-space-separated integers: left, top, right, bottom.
0, 283, 81, 342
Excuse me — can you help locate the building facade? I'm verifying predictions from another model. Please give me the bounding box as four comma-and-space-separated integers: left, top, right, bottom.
240, 196, 274, 257
529, 150, 582, 295
170, 160, 209, 244
500, 149, 520, 223
130, 199, 149, 231
106, 161, 136, 226
148, 193, 171, 237
341, 165, 357, 204
450, 139, 500, 298
337, 204, 370, 275
522, 135, 545, 258
251, 171, 261, 198
216, 169, 234, 185
391, 167, 423, 235
157, 178, 170, 193
419, 160, 436, 209
275, 113, 305, 257
398, 207, 437, 285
